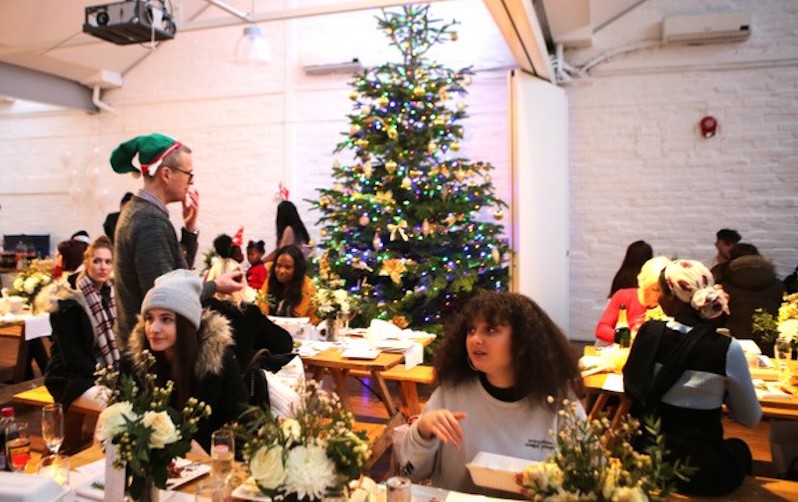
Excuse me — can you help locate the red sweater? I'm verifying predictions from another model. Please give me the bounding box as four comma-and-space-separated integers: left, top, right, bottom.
595, 288, 649, 343
246, 262, 268, 290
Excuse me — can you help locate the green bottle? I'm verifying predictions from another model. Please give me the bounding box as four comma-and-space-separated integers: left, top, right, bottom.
614, 304, 631, 348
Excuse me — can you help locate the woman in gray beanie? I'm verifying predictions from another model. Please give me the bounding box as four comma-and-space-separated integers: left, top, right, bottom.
123, 269, 248, 454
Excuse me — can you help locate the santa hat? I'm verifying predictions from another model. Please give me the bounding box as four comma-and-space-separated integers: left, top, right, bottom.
232, 227, 244, 248
109, 133, 183, 177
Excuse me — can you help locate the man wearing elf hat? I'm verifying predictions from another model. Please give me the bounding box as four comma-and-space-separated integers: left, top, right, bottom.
110, 133, 243, 341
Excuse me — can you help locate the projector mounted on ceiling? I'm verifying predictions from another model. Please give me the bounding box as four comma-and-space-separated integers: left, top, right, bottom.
83, 0, 176, 45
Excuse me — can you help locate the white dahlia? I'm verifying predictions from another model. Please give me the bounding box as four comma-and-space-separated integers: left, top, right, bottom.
283, 444, 336, 500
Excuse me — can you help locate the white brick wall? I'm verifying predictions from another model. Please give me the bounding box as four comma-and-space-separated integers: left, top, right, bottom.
1, 0, 796, 342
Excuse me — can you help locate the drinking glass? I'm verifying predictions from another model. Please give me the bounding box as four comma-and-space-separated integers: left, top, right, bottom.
42, 403, 64, 455
210, 429, 235, 481
38, 454, 70, 486
6, 421, 31, 473
195, 478, 228, 502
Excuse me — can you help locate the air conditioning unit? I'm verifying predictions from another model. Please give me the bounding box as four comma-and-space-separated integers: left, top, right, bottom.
662, 11, 751, 45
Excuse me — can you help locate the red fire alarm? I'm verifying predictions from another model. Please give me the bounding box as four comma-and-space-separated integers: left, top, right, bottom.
700, 115, 718, 138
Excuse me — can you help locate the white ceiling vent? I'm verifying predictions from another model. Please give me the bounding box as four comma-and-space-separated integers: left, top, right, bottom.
662, 11, 751, 45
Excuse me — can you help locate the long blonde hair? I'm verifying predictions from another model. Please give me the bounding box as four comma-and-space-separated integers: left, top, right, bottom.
205, 257, 248, 308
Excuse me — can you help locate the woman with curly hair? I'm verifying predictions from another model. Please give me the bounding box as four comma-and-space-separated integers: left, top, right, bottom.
398, 292, 583, 495
257, 245, 318, 324
624, 259, 761, 496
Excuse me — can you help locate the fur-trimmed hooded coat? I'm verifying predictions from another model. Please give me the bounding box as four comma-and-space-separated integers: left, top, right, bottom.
37, 273, 116, 410
125, 309, 248, 453
722, 254, 784, 356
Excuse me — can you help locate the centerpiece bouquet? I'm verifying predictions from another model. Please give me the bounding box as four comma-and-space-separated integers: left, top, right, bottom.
752, 294, 798, 356
95, 353, 211, 501
11, 259, 55, 311
236, 380, 371, 501
518, 398, 693, 502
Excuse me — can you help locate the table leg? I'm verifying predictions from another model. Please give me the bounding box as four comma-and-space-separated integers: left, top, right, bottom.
13, 329, 29, 383
329, 369, 352, 413
370, 369, 398, 416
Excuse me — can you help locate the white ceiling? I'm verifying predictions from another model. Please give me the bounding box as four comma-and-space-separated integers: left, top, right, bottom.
0, 0, 640, 110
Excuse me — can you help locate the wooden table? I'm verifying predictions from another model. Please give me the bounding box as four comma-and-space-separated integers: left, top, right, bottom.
302, 345, 407, 417
0, 315, 48, 383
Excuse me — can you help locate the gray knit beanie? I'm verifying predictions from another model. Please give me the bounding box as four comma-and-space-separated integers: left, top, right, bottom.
141, 269, 202, 329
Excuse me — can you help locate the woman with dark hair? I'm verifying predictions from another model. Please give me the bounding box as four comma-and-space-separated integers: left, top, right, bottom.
40, 235, 119, 411
257, 245, 318, 324
205, 235, 293, 369
263, 201, 313, 263
245, 240, 268, 290
608, 240, 653, 297
398, 292, 582, 495
125, 269, 248, 454
624, 260, 761, 496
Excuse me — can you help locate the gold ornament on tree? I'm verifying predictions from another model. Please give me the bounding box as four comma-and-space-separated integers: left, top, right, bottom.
385, 160, 398, 173
450, 142, 460, 151
413, 86, 425, 97
355, 139, 369, 149
422, 219, 431, 237
359, 214, 370, 226
363, 161, 373, 179
372, 233, 383, 250
401, 176, 412, 189
388, 220, 409, 241
492, 247, 501, 264
378, 96, 389, 107
379, 258, 408, 285
493, 209, 504, 221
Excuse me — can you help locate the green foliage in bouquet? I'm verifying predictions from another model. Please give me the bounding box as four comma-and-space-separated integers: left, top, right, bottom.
95, 353, 211, 500
752, 307, 780, 345
519, 398, 694, 501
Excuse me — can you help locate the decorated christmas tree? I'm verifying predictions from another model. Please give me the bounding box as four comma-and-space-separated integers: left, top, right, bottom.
310, 5, 510, 331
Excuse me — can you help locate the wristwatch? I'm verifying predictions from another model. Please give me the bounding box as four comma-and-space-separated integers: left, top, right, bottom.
188, 227, 200, 236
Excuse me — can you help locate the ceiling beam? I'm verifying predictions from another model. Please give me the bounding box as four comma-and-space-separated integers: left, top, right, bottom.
482, 0, 553, 81
0, 62, 96, 112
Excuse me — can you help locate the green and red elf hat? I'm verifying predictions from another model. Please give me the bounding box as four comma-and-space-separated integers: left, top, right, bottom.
109, 133, 183, 177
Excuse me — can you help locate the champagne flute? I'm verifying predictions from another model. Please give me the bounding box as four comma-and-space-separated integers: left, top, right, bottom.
210, 429, 235, 481
6, 421, 31, 473
42, 403, 64, 455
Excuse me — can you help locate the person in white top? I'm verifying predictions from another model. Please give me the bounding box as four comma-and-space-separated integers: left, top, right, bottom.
399, 292, 584, 496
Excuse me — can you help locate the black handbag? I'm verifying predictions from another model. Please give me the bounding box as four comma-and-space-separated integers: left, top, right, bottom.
243, 348, 298, 409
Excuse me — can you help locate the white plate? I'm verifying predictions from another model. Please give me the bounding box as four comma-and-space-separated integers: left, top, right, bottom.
165, 458, 211, 490
341, 347, 380, 360
465, 451, 533, 494
232, 478, 272, 501
373, 340, 415, 352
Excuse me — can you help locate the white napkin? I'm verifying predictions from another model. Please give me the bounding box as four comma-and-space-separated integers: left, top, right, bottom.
24, 314, 51, 340
366, 319, 404, 341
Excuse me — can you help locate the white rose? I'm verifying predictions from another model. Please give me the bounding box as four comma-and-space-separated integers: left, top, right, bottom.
97, 402, 138, 442
521, 462, 563, 492
280, 418, 301, 443
611, 486, 648, 502
23, 276, 39, 295
250, 446, 287, 489
141, 411, 180, 448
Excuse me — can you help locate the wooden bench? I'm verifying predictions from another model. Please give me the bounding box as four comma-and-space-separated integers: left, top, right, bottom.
350, 364, 435, 416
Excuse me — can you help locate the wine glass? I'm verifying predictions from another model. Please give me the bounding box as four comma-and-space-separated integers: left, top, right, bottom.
41, 403, 64, 455
210, 429, 235, 481
6, 421, 31, 473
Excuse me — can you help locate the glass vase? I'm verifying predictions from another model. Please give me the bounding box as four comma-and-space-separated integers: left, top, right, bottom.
774, 341, 793, 384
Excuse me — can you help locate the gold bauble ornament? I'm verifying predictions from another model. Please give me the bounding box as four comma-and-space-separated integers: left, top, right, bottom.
320, 228, 329, 237
349, 92, 358, 101
350, 125, 360, 135
450, 142, 460, 152
413, 86, 425, 97
454, 169, 466, 181
427, 142, 436, 154
355, 139, 369, 149
409, 169, 422, 179
385, 161, 397, 173
378, 96, 389, 107
450, 31, 458, 41
359, 214, 370, 226
387, 128, 398, 140
457, 102, 466, 111
493, 209, 504, 221
401, 176, 412, 189
464, 75, 473, 86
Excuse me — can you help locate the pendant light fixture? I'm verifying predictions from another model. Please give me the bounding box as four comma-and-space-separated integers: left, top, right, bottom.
235, 0, 270, 65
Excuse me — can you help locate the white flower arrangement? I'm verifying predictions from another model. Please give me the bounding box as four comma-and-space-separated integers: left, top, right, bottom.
95, 354, 211, 499
518, 398, 692, 502
236, 380, 371, 501
11, 259, 55, 310
314, 286, 358, 320
776, 293, 798, 351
